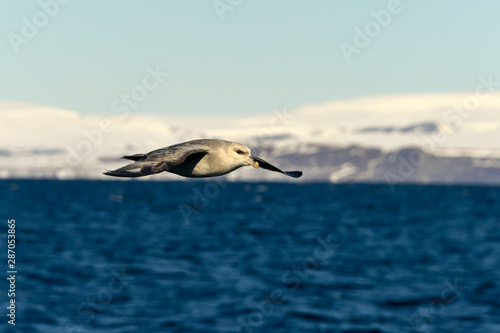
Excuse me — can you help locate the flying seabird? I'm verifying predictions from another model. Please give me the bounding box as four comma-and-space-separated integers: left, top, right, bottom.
103, 139, 302, 179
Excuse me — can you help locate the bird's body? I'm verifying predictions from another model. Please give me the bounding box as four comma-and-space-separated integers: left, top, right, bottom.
104, 139, 302, 179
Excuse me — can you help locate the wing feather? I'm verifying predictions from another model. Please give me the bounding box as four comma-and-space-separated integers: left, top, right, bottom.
250, 156, 302, 178
104, 146, 209, 178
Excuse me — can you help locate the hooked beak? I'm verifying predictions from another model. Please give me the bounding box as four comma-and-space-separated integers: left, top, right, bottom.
247, 156, 259, 168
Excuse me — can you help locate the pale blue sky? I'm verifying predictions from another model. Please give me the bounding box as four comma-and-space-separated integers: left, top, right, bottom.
1, 1, 499, 116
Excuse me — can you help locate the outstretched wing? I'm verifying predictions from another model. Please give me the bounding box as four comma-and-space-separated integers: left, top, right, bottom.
250, 156, 302, 178
104, 146, 209, 178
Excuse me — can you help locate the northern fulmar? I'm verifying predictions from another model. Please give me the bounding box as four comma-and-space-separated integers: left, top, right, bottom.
103, 139, 302, 178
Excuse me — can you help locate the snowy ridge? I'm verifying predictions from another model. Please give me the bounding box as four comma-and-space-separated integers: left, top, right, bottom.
2, 92, 500, 184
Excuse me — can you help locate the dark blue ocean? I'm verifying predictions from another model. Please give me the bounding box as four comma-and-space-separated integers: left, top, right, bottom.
1, 180, 499, 333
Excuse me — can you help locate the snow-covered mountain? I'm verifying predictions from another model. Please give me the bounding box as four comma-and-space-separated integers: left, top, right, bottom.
2, 92, 500, 185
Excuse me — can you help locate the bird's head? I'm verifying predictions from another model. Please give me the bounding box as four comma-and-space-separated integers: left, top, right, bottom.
228, 143, 259, 168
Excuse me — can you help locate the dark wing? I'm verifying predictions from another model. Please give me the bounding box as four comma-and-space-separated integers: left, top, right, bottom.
104, 146, 209, 178
123, 153, 145, 161
250, 156, 302, 178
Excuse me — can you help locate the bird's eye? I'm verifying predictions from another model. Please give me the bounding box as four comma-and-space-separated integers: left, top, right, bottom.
236, 150, 244, 155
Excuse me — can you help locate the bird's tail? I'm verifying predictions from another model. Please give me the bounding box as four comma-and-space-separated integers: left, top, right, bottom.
103, 161, 165, 178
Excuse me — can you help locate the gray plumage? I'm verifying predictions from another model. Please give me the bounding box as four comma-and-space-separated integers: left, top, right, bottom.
103, 139, 302, 179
